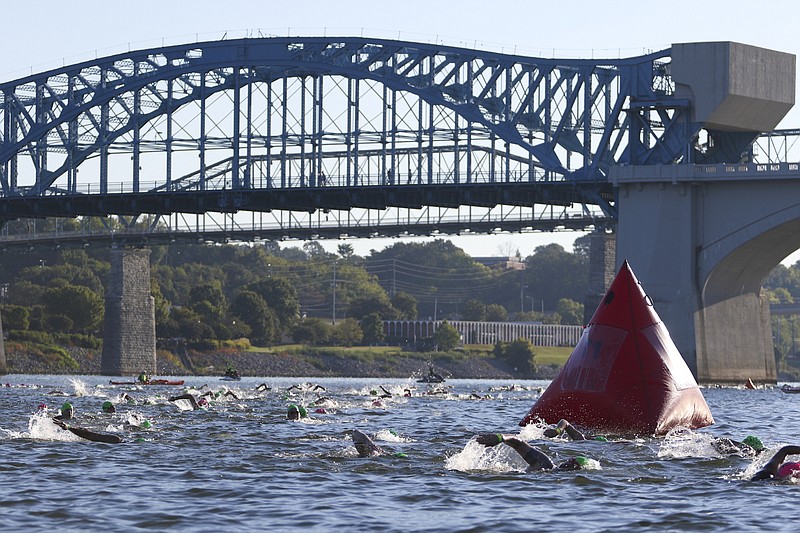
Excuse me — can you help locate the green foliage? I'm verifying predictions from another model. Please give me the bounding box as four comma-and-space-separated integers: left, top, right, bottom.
433, 320, 462, 351
556, 298, 584, 325
1, 305, 30, 331
360, 313, 386, 345
39, 345, 79, 371
337, 243, 355, 259
347, 292, 396, 320
524, 243, 588, 312
45, 314, 74, 333
462, 299, 486, 321
151, 278, 171, 325
485, 303, 508, 322
9, 329, 54, 344
230, 290, 278, 343
494, 338, 537, 375
189, 282, 227, 320
42, 284, 104, 333
7, 281, 45, 307
391, 291, 417, 320
246, 278, 300, 328
330, 318, 363, 347
212, 338, 252, 351
51, 333, 102, 349
292, 317, 332, 346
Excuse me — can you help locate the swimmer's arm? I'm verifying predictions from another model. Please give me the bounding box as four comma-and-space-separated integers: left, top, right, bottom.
52, 418, 123, 443
168, 393, 200, 409
751, 445, 800, 480
475, 434, 555, 470
557, 420, 587, 441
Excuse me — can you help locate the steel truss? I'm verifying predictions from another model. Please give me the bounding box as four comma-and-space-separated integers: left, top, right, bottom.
0, 36, 702, 232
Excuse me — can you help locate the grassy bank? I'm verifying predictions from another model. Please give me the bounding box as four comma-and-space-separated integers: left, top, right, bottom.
5, 341, 575, 378
246, 343, 572, 365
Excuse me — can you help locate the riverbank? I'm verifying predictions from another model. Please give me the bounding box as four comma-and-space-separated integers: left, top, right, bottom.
2, 345, 564, 380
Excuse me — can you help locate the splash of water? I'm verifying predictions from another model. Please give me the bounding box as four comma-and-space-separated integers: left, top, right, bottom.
445, 439, 527, 473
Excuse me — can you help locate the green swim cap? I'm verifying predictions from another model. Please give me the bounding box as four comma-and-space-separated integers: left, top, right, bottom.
593, 435, 608, 442
392, 452, 408, 458
742, 435, 764, 451
61, 402, 73, 413
574, 456, 589, 467
298, 405, 308, 418
141, 420, 153, 429
102, 401, 114, 412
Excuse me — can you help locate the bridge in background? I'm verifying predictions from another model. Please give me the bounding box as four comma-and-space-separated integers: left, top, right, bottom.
0, 36, 797, 381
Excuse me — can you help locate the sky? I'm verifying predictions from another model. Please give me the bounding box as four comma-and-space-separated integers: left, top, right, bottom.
3, 0, 800, 261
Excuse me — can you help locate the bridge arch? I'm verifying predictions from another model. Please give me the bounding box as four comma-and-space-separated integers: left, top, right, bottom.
0, 36, 691, 223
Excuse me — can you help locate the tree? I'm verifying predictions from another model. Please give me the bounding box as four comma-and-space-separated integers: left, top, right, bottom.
524, 243, 588, 311
188, 282, 226, 320
337, 243, 355, 259
42, 284, 104, 333
303, 241, 329, 259
347, 293, 396, 321
230, 290, 279, 344
496, 338, 536, 375
360, 313, 385, 345
171, 306, 215, 342
330, 318, 363, 346
485, 303, 508, 322
292, 317, 332, 345
1, 305, 30, 331
433, 320, 461, 351
462, 299, 486, 321
246, 278, 300, 329
556, 298, 584, 325
391, 291, 417, 320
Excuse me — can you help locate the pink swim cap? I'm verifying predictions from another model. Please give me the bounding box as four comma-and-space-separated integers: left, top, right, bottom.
777, 461, 800, 478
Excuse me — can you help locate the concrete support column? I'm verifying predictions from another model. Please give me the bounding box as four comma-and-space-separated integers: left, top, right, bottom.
0, 311, 6, 374
101, 248, 156, 376
583, 231, 616, 324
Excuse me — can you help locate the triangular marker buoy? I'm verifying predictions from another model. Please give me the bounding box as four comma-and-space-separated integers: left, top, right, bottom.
520, 260, 714, 435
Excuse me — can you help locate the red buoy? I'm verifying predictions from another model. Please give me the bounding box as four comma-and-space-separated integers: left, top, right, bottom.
520, 260, 714, 435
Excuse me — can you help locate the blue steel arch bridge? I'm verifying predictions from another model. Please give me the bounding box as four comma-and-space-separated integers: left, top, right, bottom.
2, 35, 789, 248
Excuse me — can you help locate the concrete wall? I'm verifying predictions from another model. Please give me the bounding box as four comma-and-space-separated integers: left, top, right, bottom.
672, 41, 795, 131
612, 164, 800, 383
101, 248, 156, 376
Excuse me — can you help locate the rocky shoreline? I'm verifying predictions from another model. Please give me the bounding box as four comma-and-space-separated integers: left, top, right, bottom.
3, 347, 561, 380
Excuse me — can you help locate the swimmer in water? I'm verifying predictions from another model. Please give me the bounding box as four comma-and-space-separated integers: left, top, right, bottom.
711, 435, 765, 457
351, 430, 407, 458
287, 404, 308, 420
51, 418, 124, 443
353, 429, 383, 457
751, 445, 800, 480
475, 433, 589, 471
543, 419, 608, 442
168, 393, 207, 410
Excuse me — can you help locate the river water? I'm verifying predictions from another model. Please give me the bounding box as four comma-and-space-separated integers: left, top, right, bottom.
1, 374, 799, 532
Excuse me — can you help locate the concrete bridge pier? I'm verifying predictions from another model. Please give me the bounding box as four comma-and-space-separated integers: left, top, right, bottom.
614, 175, 778, 384
101, 248, 156, 376
584, 231, 616, 324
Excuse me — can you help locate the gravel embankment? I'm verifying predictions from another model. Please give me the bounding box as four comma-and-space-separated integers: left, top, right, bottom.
4, 347, 560, 380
